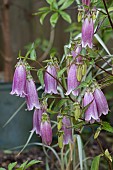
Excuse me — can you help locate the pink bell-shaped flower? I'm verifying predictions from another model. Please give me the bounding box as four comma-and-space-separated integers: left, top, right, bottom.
44, 65, 58, 94
40, 113, 52, 145
82, 0, 90, 6
94, 88, 109, 117
10, 60, 27, 97
83, 91, 100, 123
31, 108, 43, 136
62, 116, 73, 145
82, 17, 94, 48
25, 73, 40, 110
66, 64, 80, 96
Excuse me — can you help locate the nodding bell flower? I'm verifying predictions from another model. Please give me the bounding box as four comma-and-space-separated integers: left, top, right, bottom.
83, 91, 100, 123
94, 88, 109, 117
62, 116, 73, 145
10, 60, 27, 97
66, 64, 80, 96
82, 16, 94, 49
71, 45, 82, 59
44, 64, 58, 94
31, 108, 43, 136
82, 0, 90, 6
25, 73, 40, 111
40, 113, 52, 145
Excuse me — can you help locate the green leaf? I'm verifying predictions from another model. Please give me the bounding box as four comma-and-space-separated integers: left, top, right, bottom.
25, 160, 41, 169
37, 69, 44, 86
73, 121, 86, 130
40, 11, 50, 25
101, 121, 113, 133
54, 99, 68, 112
0, 168, 6, 170
58, 0, 65, 6
59, 11, 71, 23
58, 67, 66, 78
105, 149, 112, 162
91, 155, 101, 170
60, 0, 74, 10
46, 0, 53, 4
30, 43, 37, 60
38, 7, 50, 12
50, 12, 59, 27
8, 162, 17, 170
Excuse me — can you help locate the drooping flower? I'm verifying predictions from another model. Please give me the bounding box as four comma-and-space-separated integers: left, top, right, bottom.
71, 45, 82, 59
31, 108, 43, 136
40, 113, 52, 145
44, 64, 58, 94
83, 91, 100, 123
25, 73, 40, 110
62, 116, 73, 145
94, 88, 109, 117
66, 64, 80, 96
82, 0, 90, 6
82, 17, 94, 48
10, 60, 26, 97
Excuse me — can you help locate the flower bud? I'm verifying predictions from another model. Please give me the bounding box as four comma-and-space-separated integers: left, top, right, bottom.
57, 115, 63, 131
82, 62, 87, 76
44, 64, 58, 94
58, 131, 64, 149
25, 73, 40, 110
74, 102, 81, 120
10, 60, 27, 97
77, 64, 82, 81
82, 0, 90, 6
40, 113, 52, 145
78, 12, 82, 22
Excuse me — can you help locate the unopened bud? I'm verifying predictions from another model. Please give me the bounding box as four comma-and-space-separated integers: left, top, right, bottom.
58, 131, 64, 148
57, 115, 63, 131
77, 65, 82, 81
78, 12, 82, 22
82, 62, 87, 76
74, 103, 81, 120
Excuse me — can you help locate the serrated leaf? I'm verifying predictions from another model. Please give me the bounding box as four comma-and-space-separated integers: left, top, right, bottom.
105, 149, 112, 162
54, 99, 68, 112
8, 162, 17, 170
91, 155, 101, 170
50, 12, 59, 27
59, 11, 72, 23
40, 11, 50, 25
58, 67, 66, 78
60, 0, 74, 10
101, 121, 113, 133
94, 127, 101, 139
25, 160, 41, 169
37, 69, 44, 86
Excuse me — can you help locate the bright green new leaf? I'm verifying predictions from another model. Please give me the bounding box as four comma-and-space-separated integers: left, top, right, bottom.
58, 67, 66, 78
38, 7, 50, 12
58, 0, 65, 6
40, 11, 50, 25
60, 0, 74, 10
25, 160, 41, 169
101, 121, 113, 133
0, 168, 6, 170
46, 0, 53, 5
37, 69, 44, 86
59, 11, 72, 23
8, 162, 17, 170
91, 155, 101, 170
50, 13, 59, 27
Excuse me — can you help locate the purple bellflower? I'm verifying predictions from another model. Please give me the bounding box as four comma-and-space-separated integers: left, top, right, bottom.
94, 88, 109, 117
66, 64, 80, 96
31, 108, 43, 136
82, 0, 90, 6
25, 73, 40, 111
62, 116, 73, 145
82, 17, 94, 48
10, 60, 26, 97
44, 65, 58, 94
40, 113, 52, 145
71, 45, 82, 59
83, 91, 100, 123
